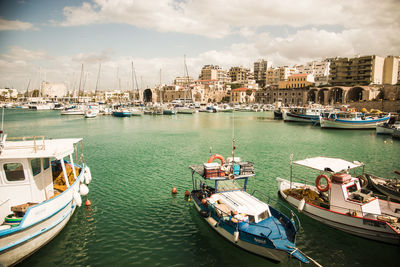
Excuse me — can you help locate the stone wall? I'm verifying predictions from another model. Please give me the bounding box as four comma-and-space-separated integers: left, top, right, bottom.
340, 100, 400, 113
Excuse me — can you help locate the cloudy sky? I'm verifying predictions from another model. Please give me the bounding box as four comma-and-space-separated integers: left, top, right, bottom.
0, 0, 399, 91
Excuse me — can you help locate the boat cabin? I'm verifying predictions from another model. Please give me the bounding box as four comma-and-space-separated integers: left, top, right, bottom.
329, 173, 381, 218
0, 137, 83, 224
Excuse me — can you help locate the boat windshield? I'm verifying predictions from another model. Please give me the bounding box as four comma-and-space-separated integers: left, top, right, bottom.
216, 179, 245, 192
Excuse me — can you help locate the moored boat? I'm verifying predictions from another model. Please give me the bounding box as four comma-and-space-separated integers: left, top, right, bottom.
112, 109, 131, 117
189, 150, 309, 263
320, 112, 390, 129
0, 134, 92, 266
376, 122, 400, 135
277, 156, 400, 245
365, 173, 400, 202
283, 107, 324, 123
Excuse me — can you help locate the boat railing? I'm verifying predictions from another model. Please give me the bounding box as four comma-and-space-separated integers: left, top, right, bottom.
252, 189, 302, 233
4, 136, 45, 152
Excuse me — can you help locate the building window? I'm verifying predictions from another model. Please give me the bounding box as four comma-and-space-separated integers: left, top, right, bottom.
4, 163, 25, 182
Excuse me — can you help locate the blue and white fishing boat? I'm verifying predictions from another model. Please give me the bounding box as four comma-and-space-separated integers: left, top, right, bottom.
188, 144, 309, 263
320, 112, 390, 129
0, 133, 92, 266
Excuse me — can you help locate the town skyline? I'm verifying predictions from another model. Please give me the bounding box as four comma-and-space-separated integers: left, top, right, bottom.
1, 0, 399, 91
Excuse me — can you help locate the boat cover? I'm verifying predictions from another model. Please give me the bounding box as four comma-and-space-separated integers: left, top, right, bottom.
294, 156, 363, 173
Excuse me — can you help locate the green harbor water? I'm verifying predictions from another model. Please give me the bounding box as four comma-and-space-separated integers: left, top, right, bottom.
4, 109, 400, 267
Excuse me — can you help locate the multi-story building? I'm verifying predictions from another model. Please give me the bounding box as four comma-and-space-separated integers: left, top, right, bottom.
0, 88, 18, 99
255, 88, 306, 106
278, 74, 315, 89
383, 56, 399, 85
254, 59, 272, 87
265, 67, 296, 86
230, 87, 255, 103
198, 65, 230, 82
228, 66, 251, 84
328, 55, 386, 86
296, 60, 330, 86
174, 76, 194, 86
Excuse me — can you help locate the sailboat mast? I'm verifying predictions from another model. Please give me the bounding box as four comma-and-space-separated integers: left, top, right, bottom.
95, 63, 101, 100
131, 61, 135, 101
77, 64, 83, 103
25, 79, 30, 100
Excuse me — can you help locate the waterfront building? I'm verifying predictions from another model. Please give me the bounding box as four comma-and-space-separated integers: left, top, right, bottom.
228, 66, 251, 84
104, 90, 130, 101
0, 88, 18, 99
198, 65, 230, 83
194, 79, 228, 103
265, 66, 297, 86
328, 55, 391, 86
41, 81, 67, 98
383, 56, 399, 85
174, 76, 194, 86
254, 59, 272, 87
278, 74, 315, 89
255, 88, 306, 106
296, 60, 330, 86
230, 87, 255, 104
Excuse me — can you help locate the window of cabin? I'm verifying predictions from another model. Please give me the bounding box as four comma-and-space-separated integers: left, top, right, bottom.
43, 158, 50, 170
4, 163, 25, 181
31, 158, 41, 176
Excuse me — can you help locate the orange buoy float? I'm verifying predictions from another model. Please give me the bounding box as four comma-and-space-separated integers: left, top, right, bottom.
184, 190, 190, 197
171, 187, 178, 194
85, 198, 92, 206
315, 174, 331, 192
208, 154, 225, 165
201, 198, 208, 207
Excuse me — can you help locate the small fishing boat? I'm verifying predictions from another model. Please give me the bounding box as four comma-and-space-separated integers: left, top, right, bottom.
189, 146, 309, 263
320, 112, 390, 129
0, 133, 92, 266
283, 107, 324, 123
277, 156, 400, 245
376, 122, 400, 135
393, 128, 400, 139
112, 109, 131, 117
60, 105, 85, 115
365, 172, 400, 202
84, 107, 99, 118
177, 106, 194, 114
273, 108, 283, 120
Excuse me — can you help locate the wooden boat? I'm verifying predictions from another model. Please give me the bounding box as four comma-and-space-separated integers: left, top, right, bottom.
320, 112, 390, 129
0, 134, 92, 266
277, 156, 400, 245
189, 151, 309, 263
365, 173, 400, 202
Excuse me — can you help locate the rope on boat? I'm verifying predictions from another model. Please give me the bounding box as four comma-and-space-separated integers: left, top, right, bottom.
287, 245, 323, 267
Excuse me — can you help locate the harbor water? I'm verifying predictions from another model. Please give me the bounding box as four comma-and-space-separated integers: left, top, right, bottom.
4, 109, 400, 267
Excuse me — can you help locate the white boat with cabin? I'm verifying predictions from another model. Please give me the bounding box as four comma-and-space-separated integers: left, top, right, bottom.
0, 134, 92, 266
277, 156, 400, 245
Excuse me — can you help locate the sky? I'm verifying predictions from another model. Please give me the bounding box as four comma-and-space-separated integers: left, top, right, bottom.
0, 0, 399, 92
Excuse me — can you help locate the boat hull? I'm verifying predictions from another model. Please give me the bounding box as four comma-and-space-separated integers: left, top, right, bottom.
192, 197, 288, 263
277, 178, 400, 245
366, 174, 400, 202
0, 203, 76, 266
321, 116, 390, 129
283, 112, 317, 123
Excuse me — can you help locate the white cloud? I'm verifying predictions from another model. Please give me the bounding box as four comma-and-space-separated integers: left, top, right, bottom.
0, 17, 36, 31
58, 0, 400, 38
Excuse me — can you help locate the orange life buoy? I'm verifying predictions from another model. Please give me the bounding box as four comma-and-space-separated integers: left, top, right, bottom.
208, 154, 225, 165
315, 174, 331, 192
